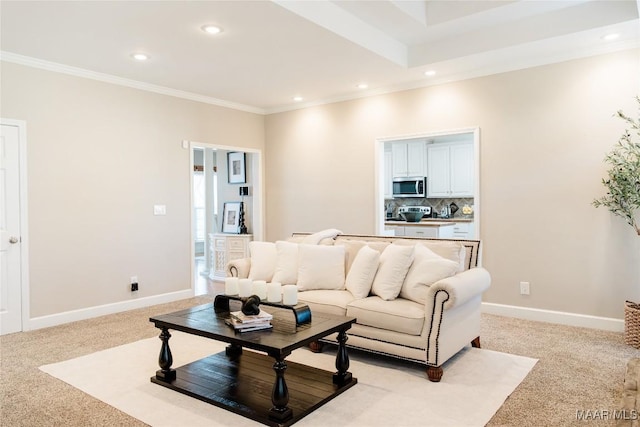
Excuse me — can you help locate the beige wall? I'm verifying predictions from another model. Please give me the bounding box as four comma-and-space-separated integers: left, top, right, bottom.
1, 62, 264, 317
2, 49, 638, 322
265, 49, 640, 319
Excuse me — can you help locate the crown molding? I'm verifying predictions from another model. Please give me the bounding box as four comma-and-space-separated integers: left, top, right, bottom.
0, 51, 265, 115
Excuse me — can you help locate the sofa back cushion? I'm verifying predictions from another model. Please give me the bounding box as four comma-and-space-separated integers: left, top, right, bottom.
248, 241, 277, 281
344, 245, 380, 299
297, 244, 346, 291
400, 244, 459, 304
327, 234, 479, 271
371, 244, 414, 301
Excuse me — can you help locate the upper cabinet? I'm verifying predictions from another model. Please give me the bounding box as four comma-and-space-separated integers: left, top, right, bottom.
392, 140, 425, 177
427, 141, 474, 198
384, 146, 393, 199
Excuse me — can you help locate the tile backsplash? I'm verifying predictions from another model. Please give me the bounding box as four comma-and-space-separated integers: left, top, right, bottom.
385, 197, 474, 218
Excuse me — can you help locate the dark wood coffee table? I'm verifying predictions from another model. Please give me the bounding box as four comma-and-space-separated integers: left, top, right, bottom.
149, 302, 357, 427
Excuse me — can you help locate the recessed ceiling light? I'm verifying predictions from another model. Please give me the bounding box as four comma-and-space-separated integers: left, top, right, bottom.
357, 83, 368, 89
602, 33, 620, 41
293, 96, 303, 102
201, 25, 222, 35
424, 70, 436, 77
131, 53, 149, 61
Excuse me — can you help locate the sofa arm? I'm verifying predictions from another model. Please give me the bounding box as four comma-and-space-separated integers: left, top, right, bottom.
423, 268, 491, 367
427, 267, 491, 311
226, 258, 251, 278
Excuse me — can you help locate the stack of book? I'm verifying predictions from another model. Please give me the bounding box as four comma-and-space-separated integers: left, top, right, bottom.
226, 310, 273, 332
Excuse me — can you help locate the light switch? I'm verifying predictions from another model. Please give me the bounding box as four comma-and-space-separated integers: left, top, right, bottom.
154, 205, 167, 215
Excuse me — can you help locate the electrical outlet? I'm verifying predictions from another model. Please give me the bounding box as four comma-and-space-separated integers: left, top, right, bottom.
519, 281, 530, 295
131, 276, 138, 292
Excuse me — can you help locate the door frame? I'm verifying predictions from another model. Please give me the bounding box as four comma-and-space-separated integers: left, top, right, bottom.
1, 118, 30, 332
188, 141, 264, 291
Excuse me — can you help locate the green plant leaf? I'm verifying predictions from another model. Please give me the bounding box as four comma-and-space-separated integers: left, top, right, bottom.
593, 96, 640, 236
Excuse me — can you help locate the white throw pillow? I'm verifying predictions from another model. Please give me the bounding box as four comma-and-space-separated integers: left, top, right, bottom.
272, 241, 299, 285
336, 240, 390, 273
297, 244, 346, 291
247, 241, 277, 281
301, 228, 342, 245
395, 239, 467, 272
345, 245, 380, 299
401, 244, 459, 304
371, 244, 414, 301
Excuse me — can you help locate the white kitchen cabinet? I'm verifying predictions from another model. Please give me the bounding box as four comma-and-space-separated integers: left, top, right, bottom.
392, 141, 425, 177
384, 146, 393, 199
209, 233, 252, 281
451, 222, 476, 239
384, 225, 405, 236
427, 142, 474, 197
404, 225, 454, 239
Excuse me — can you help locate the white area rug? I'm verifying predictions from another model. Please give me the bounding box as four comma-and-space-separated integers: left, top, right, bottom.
40, 331, 537, 427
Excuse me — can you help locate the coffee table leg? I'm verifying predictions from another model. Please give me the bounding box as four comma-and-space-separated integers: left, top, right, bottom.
155, 327, 176, 382
269, 355, 293, 421
225, 344, 242, 359
333, 329, 353, 385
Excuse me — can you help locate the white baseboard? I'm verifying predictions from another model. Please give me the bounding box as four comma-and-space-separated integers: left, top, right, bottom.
26, 289, 195, 331
482, 302, 624, 332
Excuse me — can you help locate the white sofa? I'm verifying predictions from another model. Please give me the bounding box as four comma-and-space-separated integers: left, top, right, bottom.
226, 232, 491, 382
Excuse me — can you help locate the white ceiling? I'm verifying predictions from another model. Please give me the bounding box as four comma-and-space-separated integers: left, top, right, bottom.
1, 1, 638, 114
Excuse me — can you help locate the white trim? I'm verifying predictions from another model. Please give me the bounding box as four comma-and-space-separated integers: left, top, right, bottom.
0, 118, 30, 332
0, 51, 264, 115
25, 289, 194, 331
482, 302, 624, 332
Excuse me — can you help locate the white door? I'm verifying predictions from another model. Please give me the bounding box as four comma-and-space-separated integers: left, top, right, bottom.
1, 123, 23, 334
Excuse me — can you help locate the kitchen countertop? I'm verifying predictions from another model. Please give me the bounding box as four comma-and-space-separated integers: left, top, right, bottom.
385, 217, 473, 227
385, 220, 454, 227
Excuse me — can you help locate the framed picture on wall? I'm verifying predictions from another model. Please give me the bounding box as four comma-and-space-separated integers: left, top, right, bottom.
222, 202, 241, 233
227, 152, 246, 184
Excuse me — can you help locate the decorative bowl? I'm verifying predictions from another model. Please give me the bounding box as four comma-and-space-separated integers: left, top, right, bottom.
400, 212, 424, 222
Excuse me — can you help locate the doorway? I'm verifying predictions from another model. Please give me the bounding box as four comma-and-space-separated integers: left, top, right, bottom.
375, 127, 480, 238
189, 142, 264, 296
0, 119, 29, 335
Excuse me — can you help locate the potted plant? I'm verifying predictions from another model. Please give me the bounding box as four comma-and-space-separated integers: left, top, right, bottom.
592, 96, 640, 348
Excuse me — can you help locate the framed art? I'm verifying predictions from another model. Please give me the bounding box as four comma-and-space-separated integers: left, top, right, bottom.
222, 202, 241, 233
227, 152, 246, 184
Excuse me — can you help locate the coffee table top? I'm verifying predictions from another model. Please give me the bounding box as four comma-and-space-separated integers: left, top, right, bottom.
150, 303, 356, 357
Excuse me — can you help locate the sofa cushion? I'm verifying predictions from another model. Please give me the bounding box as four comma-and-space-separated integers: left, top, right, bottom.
396, 239, 466, 272
297, 244, 346, 291
336, 240, 390, 273
345, 245, 380, 299
272, 241, 298, 284
371, 244, 414, 301
298, 290, 355, 316
401, 244, 459, 304
247, 241, 277, 281
347, 297, 425, 336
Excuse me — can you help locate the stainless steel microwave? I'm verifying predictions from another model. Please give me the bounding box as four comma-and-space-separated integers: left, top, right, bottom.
392, 176, 426, 198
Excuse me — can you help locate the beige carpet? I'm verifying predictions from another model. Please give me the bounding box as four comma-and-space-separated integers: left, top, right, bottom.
40, 331, 536, 427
